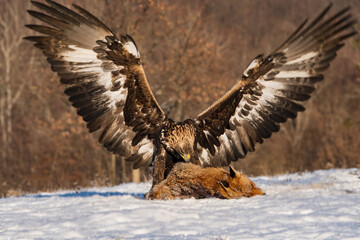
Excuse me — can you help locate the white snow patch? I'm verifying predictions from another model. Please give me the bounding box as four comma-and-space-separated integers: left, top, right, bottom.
1, 168, 359, 239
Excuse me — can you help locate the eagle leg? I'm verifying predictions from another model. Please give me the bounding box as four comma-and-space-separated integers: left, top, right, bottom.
152, 141, 174, 186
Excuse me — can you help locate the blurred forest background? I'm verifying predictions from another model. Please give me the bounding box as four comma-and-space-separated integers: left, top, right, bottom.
0, 0, 359, 197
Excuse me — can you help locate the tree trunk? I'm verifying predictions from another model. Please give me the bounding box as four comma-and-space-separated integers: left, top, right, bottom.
132, 169, 140, 183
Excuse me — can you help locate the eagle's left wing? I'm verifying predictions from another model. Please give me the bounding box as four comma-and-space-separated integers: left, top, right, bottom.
25, 0, 167, 168
194, 5, 356, 167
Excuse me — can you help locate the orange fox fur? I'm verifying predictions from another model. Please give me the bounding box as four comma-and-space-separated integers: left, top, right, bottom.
147, 163, 264, 200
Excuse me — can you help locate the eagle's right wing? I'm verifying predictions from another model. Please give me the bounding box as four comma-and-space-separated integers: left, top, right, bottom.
25, 0, 166, 168
193, 5, 356, 167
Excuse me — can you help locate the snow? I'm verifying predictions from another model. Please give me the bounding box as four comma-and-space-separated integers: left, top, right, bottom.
1, 168, 360, 240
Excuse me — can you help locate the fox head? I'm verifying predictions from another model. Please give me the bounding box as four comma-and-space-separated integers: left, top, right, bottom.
216, 166, 265, 199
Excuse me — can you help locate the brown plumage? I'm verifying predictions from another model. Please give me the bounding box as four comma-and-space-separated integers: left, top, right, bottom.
147, 163, 264, 200
25, 1, 357, 186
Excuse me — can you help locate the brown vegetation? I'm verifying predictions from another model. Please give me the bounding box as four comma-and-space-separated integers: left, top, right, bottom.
0, 0, 359, 196
148, 163, 264, 200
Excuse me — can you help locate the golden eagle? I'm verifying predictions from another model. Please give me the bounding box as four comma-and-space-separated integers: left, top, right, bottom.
26, 1, 356, 185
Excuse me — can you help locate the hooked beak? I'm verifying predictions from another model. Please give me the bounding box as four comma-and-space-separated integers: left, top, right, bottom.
181, 153, 191, 162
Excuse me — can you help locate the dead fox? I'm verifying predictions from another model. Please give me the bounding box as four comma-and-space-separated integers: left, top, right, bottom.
147, 163, 264, 200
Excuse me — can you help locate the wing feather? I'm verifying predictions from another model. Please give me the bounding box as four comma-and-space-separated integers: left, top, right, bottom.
26, 0, 166, 168
194, 5, 356, 167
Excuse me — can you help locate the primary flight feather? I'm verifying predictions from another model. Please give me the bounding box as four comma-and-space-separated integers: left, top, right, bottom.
26, 1, 356, 184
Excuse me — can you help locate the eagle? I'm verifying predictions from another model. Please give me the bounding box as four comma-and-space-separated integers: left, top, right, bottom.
26, 1, 356, 185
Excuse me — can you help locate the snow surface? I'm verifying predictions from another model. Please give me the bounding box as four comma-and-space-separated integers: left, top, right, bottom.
1, 168, 360, 240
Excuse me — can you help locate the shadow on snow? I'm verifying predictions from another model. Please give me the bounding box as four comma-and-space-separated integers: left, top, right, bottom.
25, 191, 145, 199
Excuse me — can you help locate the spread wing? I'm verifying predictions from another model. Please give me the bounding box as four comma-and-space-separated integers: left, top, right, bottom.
194, 5, 356, 167
25, 0, 166, 168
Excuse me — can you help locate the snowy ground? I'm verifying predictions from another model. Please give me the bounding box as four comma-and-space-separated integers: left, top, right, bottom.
1, 168, 360, 240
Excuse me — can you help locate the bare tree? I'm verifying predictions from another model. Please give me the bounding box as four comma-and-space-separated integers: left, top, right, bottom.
0, 1, 34, 162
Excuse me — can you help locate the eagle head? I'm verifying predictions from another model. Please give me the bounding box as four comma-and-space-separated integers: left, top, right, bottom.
160, 121, 195, 162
